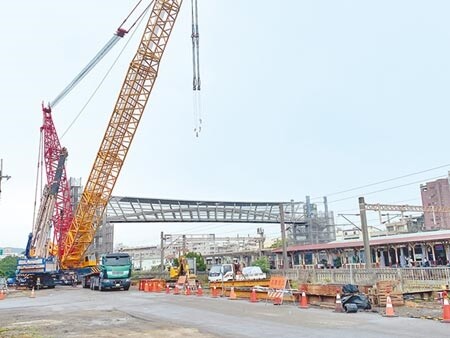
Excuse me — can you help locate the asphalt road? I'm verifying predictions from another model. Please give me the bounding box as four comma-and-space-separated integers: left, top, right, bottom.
0, 287, 449, 337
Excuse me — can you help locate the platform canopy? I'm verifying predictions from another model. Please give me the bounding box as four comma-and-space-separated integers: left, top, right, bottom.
107, 197, 306, 224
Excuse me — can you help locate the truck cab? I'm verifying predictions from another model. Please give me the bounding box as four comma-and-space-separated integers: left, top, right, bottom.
208, 264, 234, 282
87, 253, 132, 291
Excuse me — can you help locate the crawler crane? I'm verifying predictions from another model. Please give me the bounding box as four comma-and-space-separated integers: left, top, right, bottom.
16, 149, 68, 289
57, 0, 183, 289
20, 1, 184, 289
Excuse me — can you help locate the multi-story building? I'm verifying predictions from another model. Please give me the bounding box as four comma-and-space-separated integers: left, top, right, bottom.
420, 177, 450, 230
163, 233, 263, 257
0, 247, 22, 259
115, 233, 266, 270
116, 244, 161, 270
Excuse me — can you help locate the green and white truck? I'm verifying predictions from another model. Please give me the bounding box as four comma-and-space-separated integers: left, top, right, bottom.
81, 253, 132, 291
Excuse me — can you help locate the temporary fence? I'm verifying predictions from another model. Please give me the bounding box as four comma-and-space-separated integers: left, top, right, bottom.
272, 267, 450, 293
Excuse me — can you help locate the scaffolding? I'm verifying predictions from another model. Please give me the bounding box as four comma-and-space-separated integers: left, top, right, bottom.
287, 197, 336, 245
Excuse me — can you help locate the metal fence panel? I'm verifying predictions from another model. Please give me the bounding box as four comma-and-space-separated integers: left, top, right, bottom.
271, 267, 450, 293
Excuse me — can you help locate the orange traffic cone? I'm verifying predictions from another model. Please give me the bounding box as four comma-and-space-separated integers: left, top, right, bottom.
384, 294, 397, 317
334, 290, 343, 312
166, 285, 171, 294
442, 291, 450, 323
229, 286, 237, 300
185, 285, 191, 296
173, 284, 180, 295
30, 287, 36, 298
250, 288, 258, 303
0, 290, 5, 300
211, 285, 218, 298
197, 284, 203, 296
299, 290, 309, 309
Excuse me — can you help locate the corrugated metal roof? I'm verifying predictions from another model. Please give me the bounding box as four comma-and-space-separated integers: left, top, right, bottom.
273, 230, 450, 253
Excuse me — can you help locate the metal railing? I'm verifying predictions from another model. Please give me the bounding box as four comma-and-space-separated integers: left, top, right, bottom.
271, 267, 450, 293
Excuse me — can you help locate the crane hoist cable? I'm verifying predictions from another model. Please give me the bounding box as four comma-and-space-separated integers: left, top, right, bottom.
61, 4, 151, 139
191, 0, 202, 137
32, 131, 45, 232
50, 0, 155, 109
191, 0, 200, 92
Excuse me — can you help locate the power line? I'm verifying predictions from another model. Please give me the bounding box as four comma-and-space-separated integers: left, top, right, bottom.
312, 163, 450, 200
328, 175, 446, 204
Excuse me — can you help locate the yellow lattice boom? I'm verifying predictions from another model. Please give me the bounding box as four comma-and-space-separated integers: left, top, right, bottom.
61, 0, 183, 269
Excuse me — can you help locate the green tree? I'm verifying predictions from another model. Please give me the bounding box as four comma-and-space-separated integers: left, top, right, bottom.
270, 238, 283, 249
185, 252, 206, 271
252, 256, 270, 273
0, 256, 19, 278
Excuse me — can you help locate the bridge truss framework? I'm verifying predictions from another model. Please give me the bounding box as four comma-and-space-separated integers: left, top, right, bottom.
107, 197, 307, 225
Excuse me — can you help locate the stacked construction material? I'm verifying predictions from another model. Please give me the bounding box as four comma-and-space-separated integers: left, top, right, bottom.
375, 280, 404, 307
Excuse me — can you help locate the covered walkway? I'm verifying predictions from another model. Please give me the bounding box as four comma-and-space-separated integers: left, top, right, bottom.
273, 230, 450, 269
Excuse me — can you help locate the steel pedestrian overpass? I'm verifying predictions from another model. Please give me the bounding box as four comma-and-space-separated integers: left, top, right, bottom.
107, 197, 306, 225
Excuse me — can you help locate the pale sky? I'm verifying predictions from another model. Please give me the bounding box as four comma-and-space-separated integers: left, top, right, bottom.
1, 1, 450, 249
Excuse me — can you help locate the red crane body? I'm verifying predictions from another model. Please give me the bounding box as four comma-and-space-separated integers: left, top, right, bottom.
41, 105, 73, 257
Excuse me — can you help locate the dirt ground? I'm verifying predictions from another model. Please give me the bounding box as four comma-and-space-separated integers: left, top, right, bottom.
0, 287, 447, 337
0, 310, 216, 338
382, 299, 444, 320
313, 297, 445, 321
0, 288, 217, 338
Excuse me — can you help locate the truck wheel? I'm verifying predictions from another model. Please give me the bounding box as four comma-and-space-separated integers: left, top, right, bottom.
124, 286, 130, 291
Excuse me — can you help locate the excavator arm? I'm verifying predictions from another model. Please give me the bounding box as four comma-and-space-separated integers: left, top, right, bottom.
61, 0, 183, 269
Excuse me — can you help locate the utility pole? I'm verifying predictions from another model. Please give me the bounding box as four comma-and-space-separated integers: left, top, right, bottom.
358, 197, 372, 268
305, 195, 315, 243
182, 234, 187, 255
279, 204, 289, 274
257, 227, 265, 257
0, 159, 11, 196
160, 231, 165, 273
